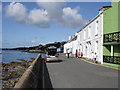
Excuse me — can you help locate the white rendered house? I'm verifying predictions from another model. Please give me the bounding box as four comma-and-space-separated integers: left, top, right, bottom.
64, 11, 104, 64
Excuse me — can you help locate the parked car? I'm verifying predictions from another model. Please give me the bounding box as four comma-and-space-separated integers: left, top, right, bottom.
46, 46, 59, 62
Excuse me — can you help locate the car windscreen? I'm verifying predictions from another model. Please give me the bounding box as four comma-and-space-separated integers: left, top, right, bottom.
47, 49, 57, 56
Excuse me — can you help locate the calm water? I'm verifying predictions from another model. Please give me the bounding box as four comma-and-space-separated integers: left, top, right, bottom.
1, 50, 39, 63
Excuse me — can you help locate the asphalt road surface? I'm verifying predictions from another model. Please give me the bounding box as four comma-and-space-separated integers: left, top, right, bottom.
44, 53, 118, 88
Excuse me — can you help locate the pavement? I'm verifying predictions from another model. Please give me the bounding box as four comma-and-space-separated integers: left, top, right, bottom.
44, 53, 119, 88
80, 58, 120, 70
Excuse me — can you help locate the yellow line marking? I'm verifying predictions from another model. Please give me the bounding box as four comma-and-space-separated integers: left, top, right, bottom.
80, 58, 120, 70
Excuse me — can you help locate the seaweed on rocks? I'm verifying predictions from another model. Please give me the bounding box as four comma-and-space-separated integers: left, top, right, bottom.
2, 59, 33, 89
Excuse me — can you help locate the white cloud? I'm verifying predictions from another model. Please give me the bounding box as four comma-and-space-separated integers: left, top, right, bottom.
37, 2, 85, 28
5, 2, 50, 28
5, 2, 85, 28
62, 7, 85, 28
27, 9, 50, 27
37, 1, 64, 22
17, 42, 26, 46
31, 40, 36, 44
36, 0, 65, 2
17, 41, 39, 46
5, 2, 27, 22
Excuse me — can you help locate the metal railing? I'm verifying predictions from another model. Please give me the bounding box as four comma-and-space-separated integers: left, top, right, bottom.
103, 55, 120, 64
103, 31, 120, 43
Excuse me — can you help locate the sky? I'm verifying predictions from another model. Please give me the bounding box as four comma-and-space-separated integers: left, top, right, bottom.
2, 1, 111, 48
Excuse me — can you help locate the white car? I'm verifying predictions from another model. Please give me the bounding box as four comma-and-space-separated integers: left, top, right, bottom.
46, 46, 59, 62
46, 54, 59, 62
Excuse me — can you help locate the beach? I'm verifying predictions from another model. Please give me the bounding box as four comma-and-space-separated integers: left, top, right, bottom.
1, 50, 38, 88
2, 58, 35, 88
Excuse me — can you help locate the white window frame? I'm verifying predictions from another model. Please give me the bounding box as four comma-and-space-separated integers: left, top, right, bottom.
95, 41, 98, 53
88, 26, 91, 38
95, 20, 99, 36
84, 30, 86, 40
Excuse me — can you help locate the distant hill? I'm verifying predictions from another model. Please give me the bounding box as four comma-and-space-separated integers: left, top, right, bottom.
2, 41, 67, 52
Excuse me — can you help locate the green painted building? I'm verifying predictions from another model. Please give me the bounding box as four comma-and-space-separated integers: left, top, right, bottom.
103, 1, 120, 64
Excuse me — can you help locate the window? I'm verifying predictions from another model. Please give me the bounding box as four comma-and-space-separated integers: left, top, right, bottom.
78, 34, 80, 41
88, 26, 91, 38
84, 30, 86, 40
95, 20, 98, 35
95, 41, 98, 53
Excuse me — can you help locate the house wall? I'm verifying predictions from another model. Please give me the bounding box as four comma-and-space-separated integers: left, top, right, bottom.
103, 2, 119, 34
64, 42, 70, 53
64, 2, 120, 64
72, 40, 78, 54
103, 2, 120, 57
114, 45, 120, 56
103, 44, 120, 57
64, 13, 103, 63
117, 1, 120, 57
77, 13, 103, 63
119, 1, 120, 31
103, 45, 111, 56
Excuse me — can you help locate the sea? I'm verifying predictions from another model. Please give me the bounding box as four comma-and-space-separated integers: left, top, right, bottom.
1, 50, 39, 63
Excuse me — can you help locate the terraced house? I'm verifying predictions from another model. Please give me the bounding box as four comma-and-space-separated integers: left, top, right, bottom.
103, 2, 120, 64
64, 2, 120, 64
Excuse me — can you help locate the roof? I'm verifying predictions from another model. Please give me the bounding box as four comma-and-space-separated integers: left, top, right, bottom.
69, 36, 77, 43
99, 6, 112, 11
65, 5, 112, 45
77, 6, 112, 34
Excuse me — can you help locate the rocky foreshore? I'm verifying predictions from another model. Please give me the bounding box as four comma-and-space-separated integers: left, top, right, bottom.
1, 58, 35, 89
24, 50, 45, 53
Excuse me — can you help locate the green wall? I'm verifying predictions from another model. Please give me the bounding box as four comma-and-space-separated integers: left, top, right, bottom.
114, 45, 120, 56
118, 1, 120, 31
103, 46, 111, 56
103, 45, 120, 56
103, 2, 119, 34
103, 2, 120, 57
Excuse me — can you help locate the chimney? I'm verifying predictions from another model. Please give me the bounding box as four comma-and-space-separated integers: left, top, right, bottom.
69, 36, 72, 41
85, 20, 91, 25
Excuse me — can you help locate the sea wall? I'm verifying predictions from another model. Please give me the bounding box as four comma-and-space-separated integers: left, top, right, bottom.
14, 54, 44, 88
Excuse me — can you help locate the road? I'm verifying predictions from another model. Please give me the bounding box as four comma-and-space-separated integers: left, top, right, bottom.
44, 53, 118, 88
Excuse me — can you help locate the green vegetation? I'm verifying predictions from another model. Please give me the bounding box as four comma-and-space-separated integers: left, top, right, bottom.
2, 41, 67, 53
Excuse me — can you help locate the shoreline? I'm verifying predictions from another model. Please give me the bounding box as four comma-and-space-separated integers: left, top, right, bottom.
1, 58, 35, 89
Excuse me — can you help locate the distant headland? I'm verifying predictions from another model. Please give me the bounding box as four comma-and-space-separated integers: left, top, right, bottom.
1, 41, 67, 53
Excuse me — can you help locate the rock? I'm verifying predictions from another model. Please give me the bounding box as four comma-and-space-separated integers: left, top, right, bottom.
2, 60, 31, 88
17, 59, 27, 62
30, 58, 35, 61
10, 62, 23, 66
4, 68, 9, 71
2, 76, 9, 80
2, 63, 9, 67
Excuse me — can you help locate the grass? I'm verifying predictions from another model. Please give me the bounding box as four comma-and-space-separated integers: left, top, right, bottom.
103, 62, 120, 68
